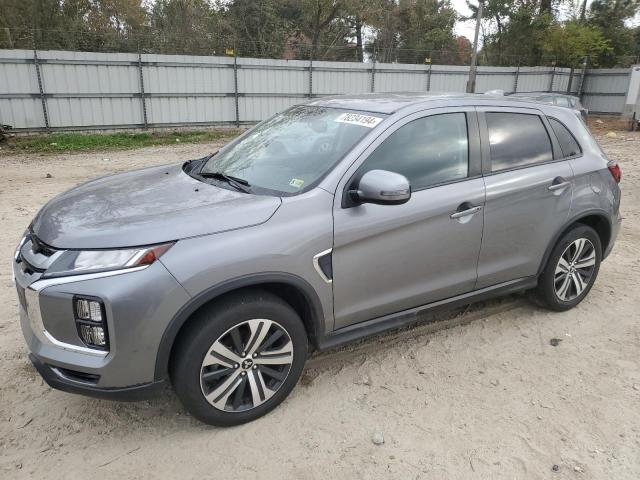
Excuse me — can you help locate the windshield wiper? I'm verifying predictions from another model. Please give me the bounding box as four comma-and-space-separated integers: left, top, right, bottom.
199, 171, 252, 193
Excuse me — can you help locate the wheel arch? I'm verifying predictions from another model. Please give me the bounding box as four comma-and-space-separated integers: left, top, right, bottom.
537, 209, 612, 276
154, 273, 325, 382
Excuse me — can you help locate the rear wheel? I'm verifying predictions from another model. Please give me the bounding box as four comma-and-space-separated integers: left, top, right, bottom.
533, 225, 601, 311
171, 290, 307, 426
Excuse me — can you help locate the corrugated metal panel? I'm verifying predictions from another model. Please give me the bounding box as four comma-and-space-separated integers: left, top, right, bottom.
239, 58, 308, 95
0, 49, 632, 130
582, 95, 626, 114
144, 54, 234, 94
429, 66, 468, 92
552, 68, 572, 93
0, 98, 43, 129
516, 66, 551, 92
239, 96, 300, 122
476, 66, 516, 93
374, 63, 427, 92
147, 96, 235, 124
582, 68, 630, 94
580, 68, 630, 113
313, 60, 370, 95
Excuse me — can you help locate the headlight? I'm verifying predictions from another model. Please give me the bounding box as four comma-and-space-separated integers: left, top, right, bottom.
42, 242, 174, 279
14, 231, 29, 261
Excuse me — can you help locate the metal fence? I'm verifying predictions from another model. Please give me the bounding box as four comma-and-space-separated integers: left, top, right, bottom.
0, 49, 631, 132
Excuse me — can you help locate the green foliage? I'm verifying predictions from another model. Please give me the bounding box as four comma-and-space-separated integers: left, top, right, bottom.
396, 0, 459, 63
148, 0, 223, 55
220, 0, 292, 58
540, 21, 612, 67
3, 129, 241, 154
479, 0, 639, 67
1, 0, 639, 66
588, 0, 640, 66
365, 0, 469, 64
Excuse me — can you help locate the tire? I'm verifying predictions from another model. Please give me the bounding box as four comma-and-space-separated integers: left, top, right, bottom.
170, 289, 308, 426
533, 224, 602, 311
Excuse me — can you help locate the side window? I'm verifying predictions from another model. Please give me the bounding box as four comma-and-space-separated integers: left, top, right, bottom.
486, 112, 553, 171
549, 117, 582, 157
358, 113, 469, 190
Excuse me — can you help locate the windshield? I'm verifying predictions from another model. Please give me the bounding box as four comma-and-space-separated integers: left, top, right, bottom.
200, 106, 386, 194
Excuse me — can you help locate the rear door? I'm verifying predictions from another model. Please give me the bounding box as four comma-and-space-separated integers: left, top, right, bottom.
475, 107, 573, 288
331, 108, 485, 329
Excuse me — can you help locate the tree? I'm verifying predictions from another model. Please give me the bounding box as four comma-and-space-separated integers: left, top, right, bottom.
396, 0, 458, 64
220, 0, 292, 58
0, 0, 147, 51
300, 0, 344, 59
540, 20, 612, 67
365, 0, 459, 64
588, 0, 640, 65
149, 0, 220, 55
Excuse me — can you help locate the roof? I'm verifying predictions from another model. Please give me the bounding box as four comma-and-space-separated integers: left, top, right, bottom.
306, 92, 552, 114
510, 92, 579, 99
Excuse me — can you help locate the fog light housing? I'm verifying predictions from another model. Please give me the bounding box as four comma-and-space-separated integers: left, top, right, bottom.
78, 324, 107, 347
75, 298, 103, 323
73, 296, 109, 350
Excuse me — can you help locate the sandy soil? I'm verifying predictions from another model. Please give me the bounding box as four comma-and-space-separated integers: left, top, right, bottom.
0, 129, 639, 480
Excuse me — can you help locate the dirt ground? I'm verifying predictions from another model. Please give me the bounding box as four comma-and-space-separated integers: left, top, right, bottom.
0, 124, 639, 480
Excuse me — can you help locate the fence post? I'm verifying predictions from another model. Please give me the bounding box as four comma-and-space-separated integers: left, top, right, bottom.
513, 62, 520, 94
233, 48, 240, 128
425, 57, 432, 91
577, 56, 588, 99
566, 67, 574, 94
137, 46, 148, 129
548, 61, 556, 93
370, 47, 376, 93
308, 54, 313, 99
32, 42, 50, 132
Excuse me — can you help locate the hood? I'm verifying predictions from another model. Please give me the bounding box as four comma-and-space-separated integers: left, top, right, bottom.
31, 163, 282, 249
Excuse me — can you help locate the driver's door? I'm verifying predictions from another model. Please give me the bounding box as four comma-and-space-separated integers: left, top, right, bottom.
331, 108, 485, 329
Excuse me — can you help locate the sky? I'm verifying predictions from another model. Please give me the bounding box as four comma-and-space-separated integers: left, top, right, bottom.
452, 0, 475, 40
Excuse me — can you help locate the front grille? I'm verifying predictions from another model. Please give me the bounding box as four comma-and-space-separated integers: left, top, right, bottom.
30, 235, 57, 257
19, 256, 45, 275
16, 233, 61, 276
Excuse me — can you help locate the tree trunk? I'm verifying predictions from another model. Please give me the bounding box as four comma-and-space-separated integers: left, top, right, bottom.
540, 0, 552, 15
355, 16, 363, 62
579, 0, 587, 21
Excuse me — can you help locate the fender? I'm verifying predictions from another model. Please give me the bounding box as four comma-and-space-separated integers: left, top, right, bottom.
536, 208, 612, 276
153, 272, 326, 382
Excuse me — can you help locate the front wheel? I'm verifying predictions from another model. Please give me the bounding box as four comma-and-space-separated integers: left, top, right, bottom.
171, 290, 308, 426
533, 224, 602, 311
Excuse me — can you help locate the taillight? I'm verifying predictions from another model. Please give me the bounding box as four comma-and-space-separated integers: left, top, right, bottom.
608, 161, 622, 183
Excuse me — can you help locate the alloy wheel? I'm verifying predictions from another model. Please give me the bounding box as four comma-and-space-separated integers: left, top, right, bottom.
554, 238, 597, 301
199, 319, 294, 412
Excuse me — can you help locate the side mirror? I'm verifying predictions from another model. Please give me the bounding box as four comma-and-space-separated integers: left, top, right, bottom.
350, 169, 411, 205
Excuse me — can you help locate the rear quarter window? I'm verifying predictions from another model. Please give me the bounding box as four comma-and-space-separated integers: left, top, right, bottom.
548, 117, 582, 158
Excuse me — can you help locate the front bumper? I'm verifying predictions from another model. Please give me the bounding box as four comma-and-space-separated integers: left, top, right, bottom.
29, 354, 166, 401
14, 256, 190, 398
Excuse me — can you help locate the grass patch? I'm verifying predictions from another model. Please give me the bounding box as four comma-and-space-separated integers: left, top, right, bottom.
2, 129, 242, 154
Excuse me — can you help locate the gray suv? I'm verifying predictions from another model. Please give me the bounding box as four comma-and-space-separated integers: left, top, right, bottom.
14, 93, 622, 426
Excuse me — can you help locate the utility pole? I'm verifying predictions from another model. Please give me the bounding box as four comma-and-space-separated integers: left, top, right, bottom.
466, 0, 484, 94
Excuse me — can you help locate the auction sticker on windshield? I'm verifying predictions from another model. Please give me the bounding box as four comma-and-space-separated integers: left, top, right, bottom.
335, 113, 383, 128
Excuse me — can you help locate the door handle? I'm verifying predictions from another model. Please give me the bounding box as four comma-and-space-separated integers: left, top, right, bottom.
450, 205, 483, 219
548, 177, 570, 192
